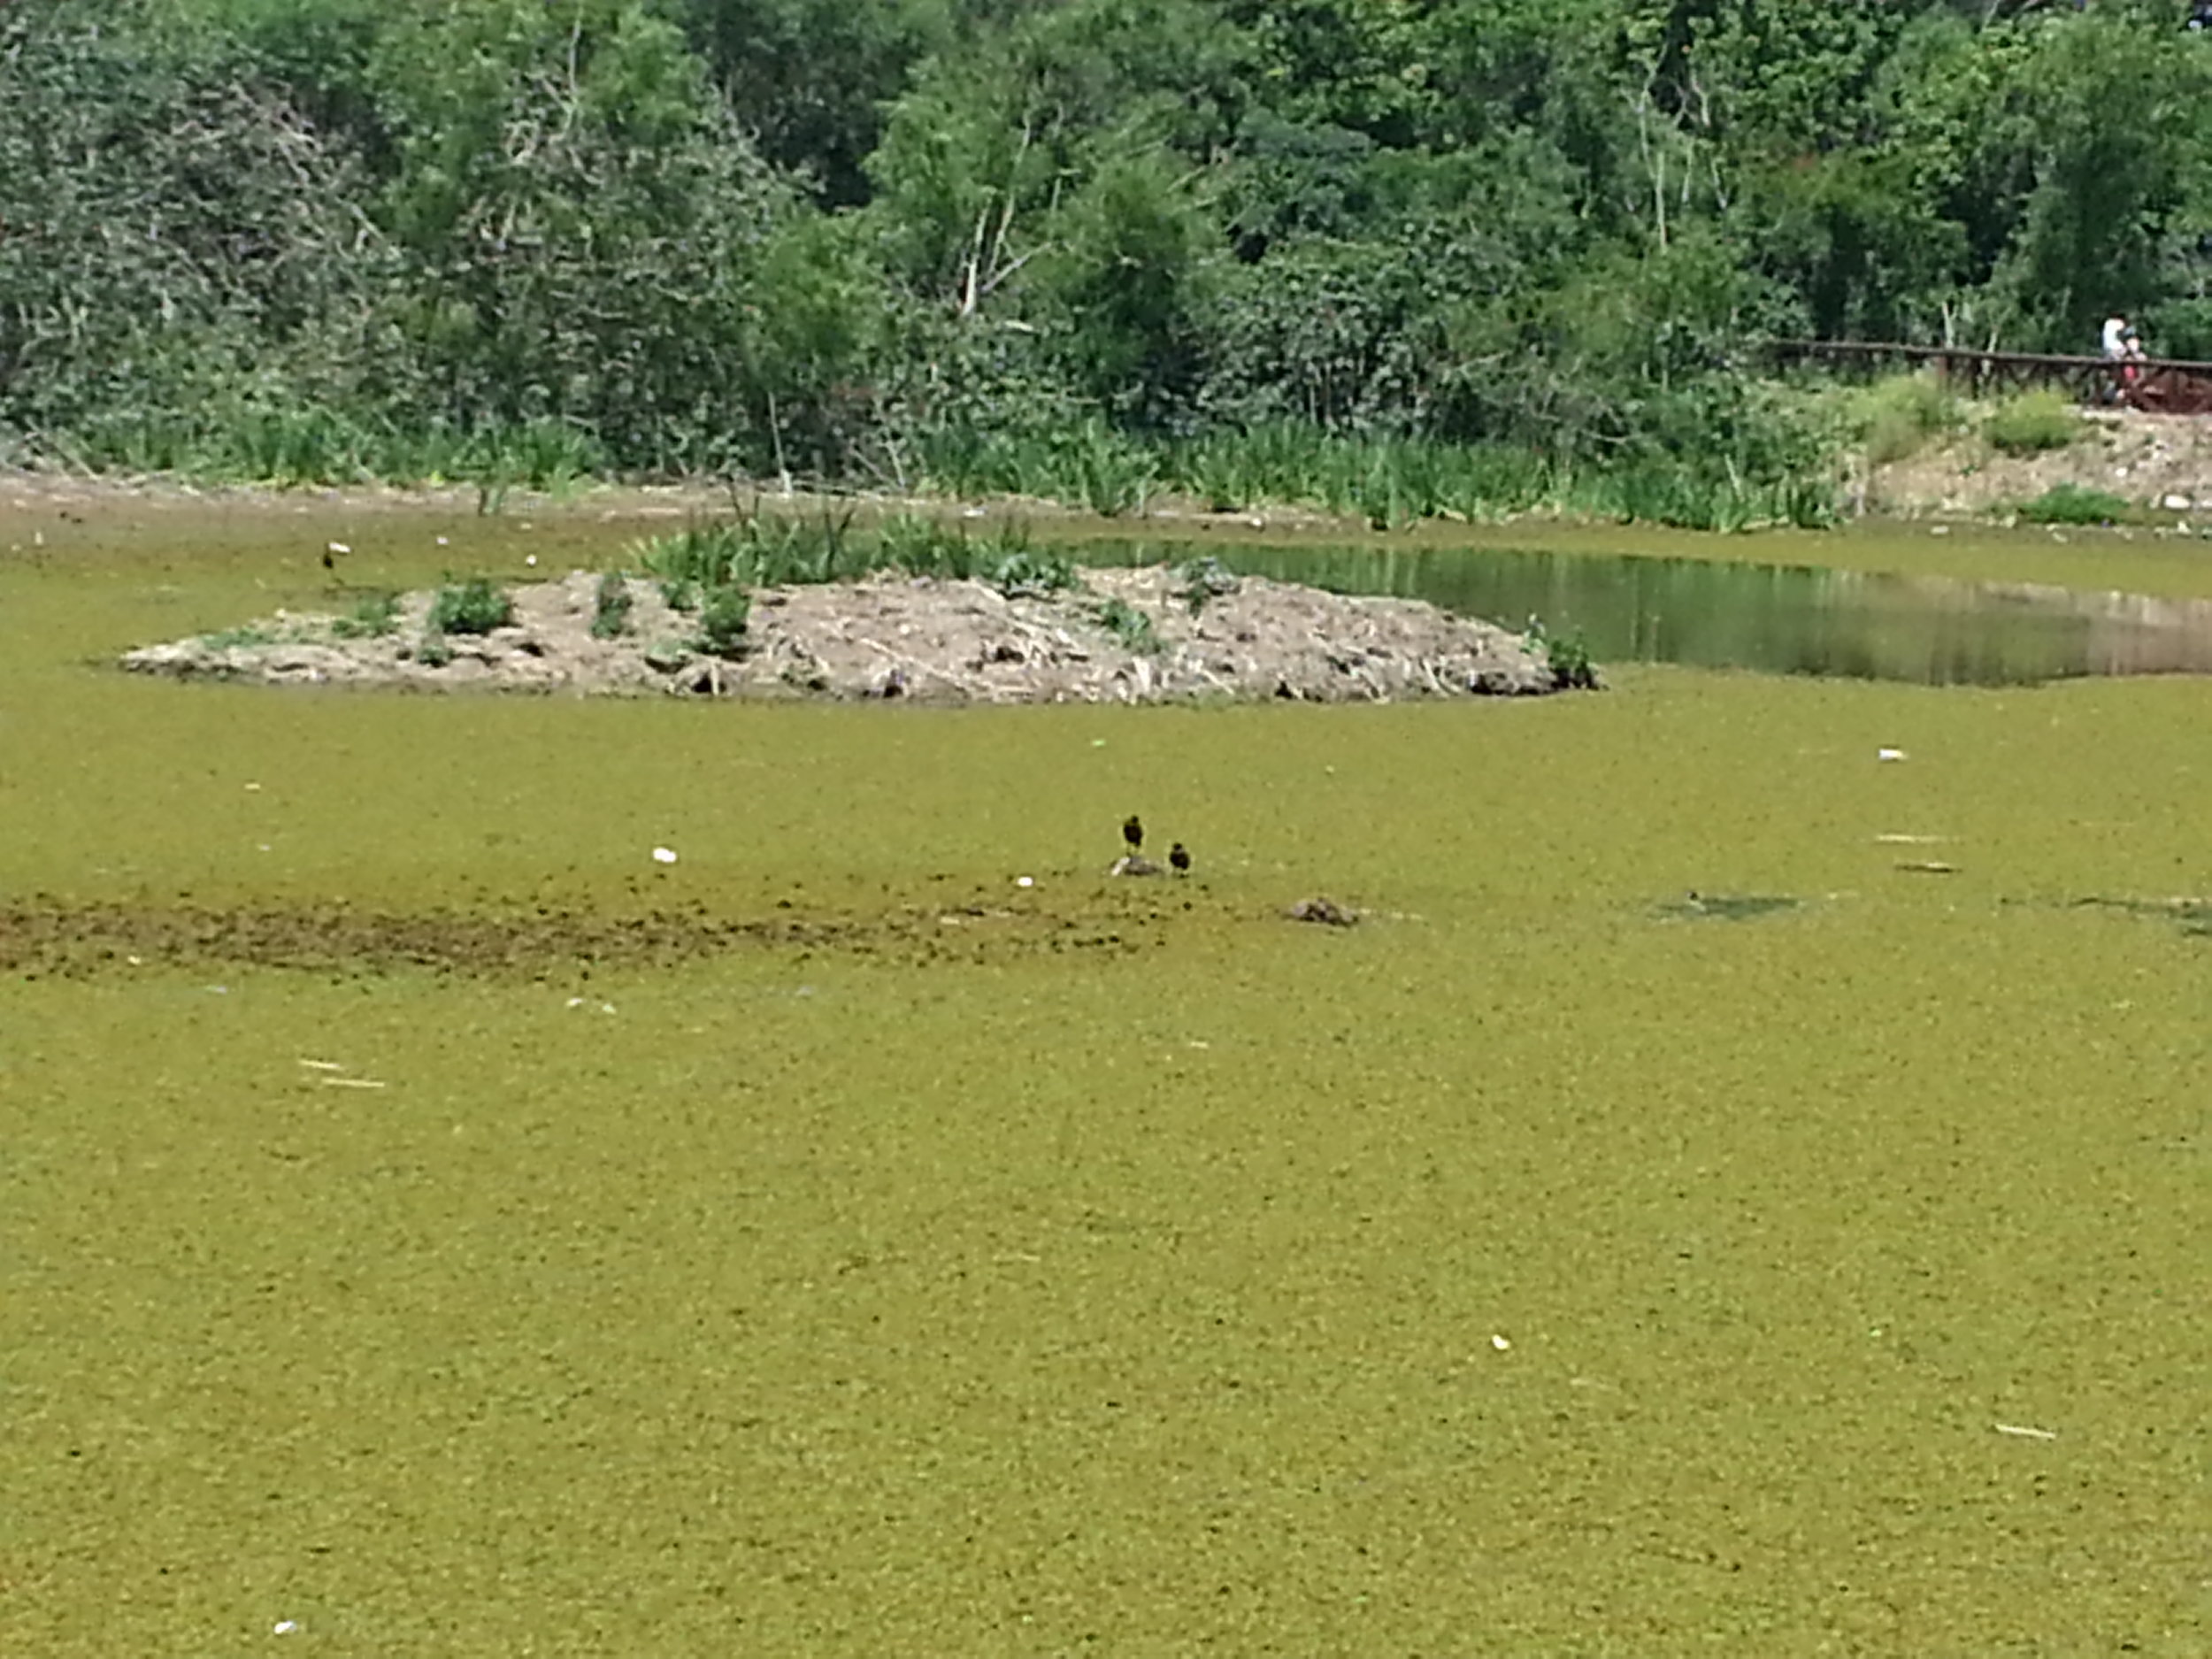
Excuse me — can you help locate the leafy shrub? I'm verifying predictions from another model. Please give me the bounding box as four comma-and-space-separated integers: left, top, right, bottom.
1985, 390, 2084, 455
331, 591, 401, 639
591, 573, 634, 639
696, 586, 752, 657
1524, 618, 1600, 690
1546, 629, 1600, 690
989, 547, 1076, 599
426, 578, 512, 635
1094, 595, 1160, 653
2017, 482, 2129, 525
1174, 557, 1240, 614
1852, 373, 1959, 465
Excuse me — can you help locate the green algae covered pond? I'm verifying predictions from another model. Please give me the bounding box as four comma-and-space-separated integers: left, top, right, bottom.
4, 490, 2210, 1654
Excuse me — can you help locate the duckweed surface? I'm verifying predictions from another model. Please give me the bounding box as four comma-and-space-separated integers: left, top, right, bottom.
3, 494, 2208, 1655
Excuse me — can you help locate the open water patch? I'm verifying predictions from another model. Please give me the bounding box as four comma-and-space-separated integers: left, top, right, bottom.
1086, 541, 2212, 685
2061, 895, 2212, 941
1653, 892, 1803, 922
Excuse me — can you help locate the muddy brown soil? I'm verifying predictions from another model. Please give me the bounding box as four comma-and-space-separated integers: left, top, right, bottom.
0, 887, 1222, 979
119, 563, 1560, 703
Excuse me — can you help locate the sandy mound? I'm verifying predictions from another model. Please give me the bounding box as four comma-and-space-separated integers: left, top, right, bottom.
120, 565, 1568, 703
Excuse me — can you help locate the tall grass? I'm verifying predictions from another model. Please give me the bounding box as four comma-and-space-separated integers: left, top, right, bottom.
58, 406, 603, 495
917, 422, 1833, 533
58, 397, 1832, 534
628, 509, 1071, 598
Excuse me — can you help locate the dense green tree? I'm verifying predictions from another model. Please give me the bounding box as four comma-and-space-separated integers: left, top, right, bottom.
6, 0, 2212, 485
0, 1, 390, 448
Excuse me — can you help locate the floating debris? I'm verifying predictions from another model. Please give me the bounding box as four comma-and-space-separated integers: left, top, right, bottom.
1894, 861, 1958, 875
1286, 896, 1358, 927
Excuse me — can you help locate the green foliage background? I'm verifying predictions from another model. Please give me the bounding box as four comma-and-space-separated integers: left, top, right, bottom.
4, 0, 2209, 502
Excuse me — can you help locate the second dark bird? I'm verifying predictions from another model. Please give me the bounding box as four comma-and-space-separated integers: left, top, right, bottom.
1169, 842, 1191, 873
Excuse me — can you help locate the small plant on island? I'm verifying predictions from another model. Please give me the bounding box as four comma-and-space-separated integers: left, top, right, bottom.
331, 591, 400, 639
1524, 616, 1601, 690
988, 545, 1076, 599
426, 577, 512, 635
695, 585, 752, 657
590, 572, 634, 639
1094, 595, 1160, 654
1174, 557, 1240, 615
197, 624, 278, 650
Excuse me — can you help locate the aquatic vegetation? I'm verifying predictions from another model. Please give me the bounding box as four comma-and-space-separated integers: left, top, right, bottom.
1522, 616, 1601, 690
13, 495, 2212, 1655
427, 577, 513, 635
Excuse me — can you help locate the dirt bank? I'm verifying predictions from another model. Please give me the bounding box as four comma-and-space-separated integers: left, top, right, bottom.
119, 563, 1565, 703
1867, 408, 2212, 518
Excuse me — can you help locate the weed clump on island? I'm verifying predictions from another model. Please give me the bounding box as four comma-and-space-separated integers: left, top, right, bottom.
427, 578, 512, 635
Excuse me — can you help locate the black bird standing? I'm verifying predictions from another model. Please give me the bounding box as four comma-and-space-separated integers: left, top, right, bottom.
1169, 842, 1191, 874
1122, 815, 1144, 856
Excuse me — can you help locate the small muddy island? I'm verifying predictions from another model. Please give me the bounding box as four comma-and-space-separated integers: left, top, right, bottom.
121, 561, 1574, 703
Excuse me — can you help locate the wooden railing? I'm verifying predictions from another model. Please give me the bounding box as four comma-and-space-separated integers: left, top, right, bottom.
1771, 339, 2212, 413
